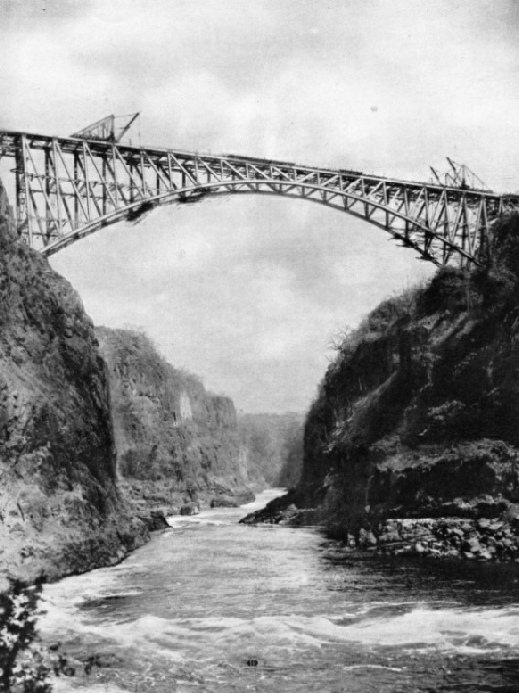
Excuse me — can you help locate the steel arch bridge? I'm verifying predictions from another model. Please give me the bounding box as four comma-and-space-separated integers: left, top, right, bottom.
1, 129, 518, 265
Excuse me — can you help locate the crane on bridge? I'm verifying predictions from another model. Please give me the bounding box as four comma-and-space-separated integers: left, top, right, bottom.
71, 113, 140, 144
429, 158, 491, 192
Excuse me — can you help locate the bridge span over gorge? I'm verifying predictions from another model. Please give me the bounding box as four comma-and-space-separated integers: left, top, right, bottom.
1, 126, 518, 266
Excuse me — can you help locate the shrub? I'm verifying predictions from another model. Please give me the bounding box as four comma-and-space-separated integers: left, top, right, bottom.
0, 580, 50, 693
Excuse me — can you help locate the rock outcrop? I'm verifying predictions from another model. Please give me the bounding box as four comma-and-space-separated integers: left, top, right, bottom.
0, 210, 148, 586
289, 214, 519, 561
96, 327, 254, 519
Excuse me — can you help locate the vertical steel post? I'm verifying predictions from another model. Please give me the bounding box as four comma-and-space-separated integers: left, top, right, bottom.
45, 148, 52, 243
112, 145, 118, 205
102, 154, 107, 215
15, 134, 30, 243
52, 139, 62, 236
73, 152, 79, 228
82, 141, 91, 221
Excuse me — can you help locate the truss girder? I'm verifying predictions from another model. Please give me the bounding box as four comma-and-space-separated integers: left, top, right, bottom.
1, 131, 518, 265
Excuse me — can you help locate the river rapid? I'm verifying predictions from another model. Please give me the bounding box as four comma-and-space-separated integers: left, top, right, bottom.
38, 489, 519, 693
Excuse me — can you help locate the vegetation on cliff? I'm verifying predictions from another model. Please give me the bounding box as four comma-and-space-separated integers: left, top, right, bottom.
298, 214, 519, 544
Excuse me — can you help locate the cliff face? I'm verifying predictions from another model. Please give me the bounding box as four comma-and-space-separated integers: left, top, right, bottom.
96, 328, 254, 515
0, 210, 147, 586
278, 422, 304, 489
238, 412, 304, 488
299, 215, 519, 544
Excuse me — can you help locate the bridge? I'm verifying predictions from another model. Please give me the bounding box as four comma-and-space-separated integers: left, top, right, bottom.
1, 127, 518, 266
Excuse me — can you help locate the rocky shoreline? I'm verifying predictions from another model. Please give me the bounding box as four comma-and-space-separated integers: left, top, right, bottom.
0, 483, 256, 594
241, 493, 519, 563
351, 516, 519, 561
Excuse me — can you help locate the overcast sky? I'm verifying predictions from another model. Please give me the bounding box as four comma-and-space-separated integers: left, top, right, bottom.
1, 0, 519, 412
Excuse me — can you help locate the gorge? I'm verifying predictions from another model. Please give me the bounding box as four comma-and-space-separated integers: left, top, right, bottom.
3, 174, 519, 692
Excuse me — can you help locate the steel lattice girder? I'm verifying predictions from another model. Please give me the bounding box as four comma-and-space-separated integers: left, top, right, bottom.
1, 130, 518, 265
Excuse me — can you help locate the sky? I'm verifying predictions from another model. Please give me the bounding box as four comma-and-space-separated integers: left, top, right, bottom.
1, 0, 519, 412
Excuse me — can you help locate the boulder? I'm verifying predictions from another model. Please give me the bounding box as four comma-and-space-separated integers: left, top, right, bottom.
180, 502, 199, 516
138, 510, 169, 531
210, 496, 239, 508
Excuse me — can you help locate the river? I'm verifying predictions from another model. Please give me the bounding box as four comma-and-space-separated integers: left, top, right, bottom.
38, 489, 519, 692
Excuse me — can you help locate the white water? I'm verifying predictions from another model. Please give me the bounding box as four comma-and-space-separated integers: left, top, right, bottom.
38, 489, 519, 692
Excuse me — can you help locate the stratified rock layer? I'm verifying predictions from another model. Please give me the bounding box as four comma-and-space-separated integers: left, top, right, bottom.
0, 212, 148, 585
295, 215, 519, 560
96, 327, 254, 518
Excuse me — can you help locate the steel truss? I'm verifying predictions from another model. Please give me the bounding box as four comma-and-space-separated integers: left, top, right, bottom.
1, 130, 518, 265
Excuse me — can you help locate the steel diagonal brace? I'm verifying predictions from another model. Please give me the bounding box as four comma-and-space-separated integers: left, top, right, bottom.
169, 153, 198, 186
342, 178, 364, 208
269, 165, 300, 183
55, 145, 89, 221
113, 148, 146, 199
76, 145, 103, 219
384, 190, 407, 224
427, 191, 447, 232
283, 170, 321, 194
24, 146, 59, 234
197, 157, 223, 183
101, 148, 127, 206
142, 151, 174, 192
218, 158, 249, 182
83, 142, 117, 207
48, 140, 73, 235
243, 161, 281, 185
363, 181, 385, 218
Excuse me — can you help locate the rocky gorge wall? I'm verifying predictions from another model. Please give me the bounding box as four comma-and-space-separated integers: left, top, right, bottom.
261, 215, 519, 562
96, 327, 255, 517
0, 209, 147, 586
237, 412, 304, 488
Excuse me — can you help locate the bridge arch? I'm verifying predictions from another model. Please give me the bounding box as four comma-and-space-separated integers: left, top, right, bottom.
42, 179, 475, 266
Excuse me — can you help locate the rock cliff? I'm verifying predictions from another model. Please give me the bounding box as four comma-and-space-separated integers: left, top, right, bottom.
291, 214, 519, 560
96, 327, 254, 517
237, 412, 304, 488
0, 208, 147, 586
